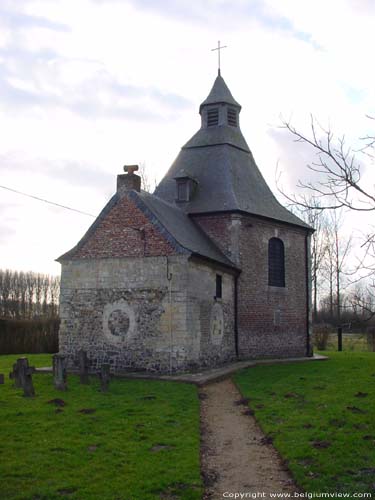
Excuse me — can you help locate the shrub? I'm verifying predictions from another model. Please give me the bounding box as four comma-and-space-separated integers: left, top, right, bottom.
313, 323, 332, 350
366, 326, 375, 352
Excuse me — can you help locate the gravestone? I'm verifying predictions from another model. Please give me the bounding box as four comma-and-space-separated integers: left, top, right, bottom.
0, 374, 4, 384
98, 364, 110, 392
22, 364, 35, 397
78, 350, 89, 384
9, 362, 22, 388
53, 354, 67, 391
9, 358, 35, 395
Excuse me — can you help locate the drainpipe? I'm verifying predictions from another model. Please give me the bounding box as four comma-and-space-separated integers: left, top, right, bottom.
166, 257, 173, 373
234, 275, 239, 358
305, 233, 312, 357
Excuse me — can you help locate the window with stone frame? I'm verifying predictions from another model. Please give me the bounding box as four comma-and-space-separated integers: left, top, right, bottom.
268, 237, 285, 287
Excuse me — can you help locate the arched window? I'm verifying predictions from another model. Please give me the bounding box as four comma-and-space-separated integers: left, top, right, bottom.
268, 238, 285, 287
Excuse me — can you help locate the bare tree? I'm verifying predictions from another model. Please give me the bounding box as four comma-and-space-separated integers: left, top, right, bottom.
292, 202, 328, 322
139, 162, 156, 193
280, 115, 374, 317
328, 211, 352, 324
0, 270, 59, 320
280, 115, 375, 214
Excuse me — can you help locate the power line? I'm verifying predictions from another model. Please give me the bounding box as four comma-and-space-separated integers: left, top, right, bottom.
0, 184, 96, 218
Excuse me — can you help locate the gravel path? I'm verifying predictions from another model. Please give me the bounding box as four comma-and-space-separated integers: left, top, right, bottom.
200, 378, 298, 499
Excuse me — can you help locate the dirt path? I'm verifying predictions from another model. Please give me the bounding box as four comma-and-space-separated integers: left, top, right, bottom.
200, 378, 297, 499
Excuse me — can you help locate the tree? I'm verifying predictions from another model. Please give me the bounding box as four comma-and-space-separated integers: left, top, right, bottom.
280, 115, 375, 214
324, 210, 352, 324
291, 202, 328, 322
139, 162, 156, 194
280, 115, 374, 318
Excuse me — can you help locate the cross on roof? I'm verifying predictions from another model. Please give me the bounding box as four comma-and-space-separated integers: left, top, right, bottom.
211, 40, 227, 75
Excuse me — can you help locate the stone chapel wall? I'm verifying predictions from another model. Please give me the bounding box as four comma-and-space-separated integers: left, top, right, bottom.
186, 259, 236, 368
59, 255, 193, 373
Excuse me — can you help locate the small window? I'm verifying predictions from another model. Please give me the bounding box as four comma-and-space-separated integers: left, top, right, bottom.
216, 274, 222, 299
177, 181, 189, 201
207, 108, 219, 127
227, 108, 237, 127
268, 238, 285, 287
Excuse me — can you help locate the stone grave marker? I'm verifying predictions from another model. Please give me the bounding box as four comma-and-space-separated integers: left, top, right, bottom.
78, 350, 89, 384
0, 374, 4, 384
17, 358, 35, 398
53, 354, 68, 391
9, 358, 35, 396
98, 364, 110, 392
9, 361, 22, 388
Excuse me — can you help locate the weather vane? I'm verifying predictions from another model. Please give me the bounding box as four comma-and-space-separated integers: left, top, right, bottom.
211, 40, 227, 75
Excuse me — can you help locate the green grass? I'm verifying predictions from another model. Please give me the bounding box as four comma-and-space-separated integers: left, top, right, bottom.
0, 354, 202, 500
234, 352, 375, 495
323, 333, 371, 352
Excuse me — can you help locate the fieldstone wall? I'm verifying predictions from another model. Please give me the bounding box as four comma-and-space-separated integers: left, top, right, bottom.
59, 256, 190, 373
186, 259, 236, 369
59, 255, 237, 373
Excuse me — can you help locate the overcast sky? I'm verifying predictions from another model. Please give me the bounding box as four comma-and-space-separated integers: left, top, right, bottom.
1, 0, 374, 275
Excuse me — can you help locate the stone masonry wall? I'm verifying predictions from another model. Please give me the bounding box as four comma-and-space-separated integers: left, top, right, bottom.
59, 255, 237, 373
186, 259, 236, 369
194, 213, 309, 359
59, 256, 192, 373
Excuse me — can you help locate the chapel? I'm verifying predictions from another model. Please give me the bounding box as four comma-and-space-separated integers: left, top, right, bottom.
57, 71, 313, 373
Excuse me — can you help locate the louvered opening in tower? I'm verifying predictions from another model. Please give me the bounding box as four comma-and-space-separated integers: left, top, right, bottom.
207, 108, 219, 127
227, 108, 237, 127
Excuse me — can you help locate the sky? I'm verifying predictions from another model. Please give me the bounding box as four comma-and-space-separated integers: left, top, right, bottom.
1, 0, 375, 275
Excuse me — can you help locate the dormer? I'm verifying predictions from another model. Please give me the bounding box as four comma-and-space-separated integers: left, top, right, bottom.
174, 173, 198, 203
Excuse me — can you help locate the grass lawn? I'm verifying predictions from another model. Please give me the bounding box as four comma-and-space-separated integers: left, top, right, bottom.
234, 352, 375, 495
323, 333, 371, 352
0, 354, 202, 500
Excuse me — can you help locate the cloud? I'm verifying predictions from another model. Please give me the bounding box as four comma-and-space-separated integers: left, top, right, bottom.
0, 6, 70, 32
0, 221, 16, 243
0, 46, 192, 121
92, 0, 318, 48
0, 154, 113, 192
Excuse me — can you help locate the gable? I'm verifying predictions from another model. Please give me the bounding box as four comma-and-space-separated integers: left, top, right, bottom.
58, 192, 180, 261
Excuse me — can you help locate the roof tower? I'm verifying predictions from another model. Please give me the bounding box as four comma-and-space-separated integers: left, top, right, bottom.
154, 73, 310, 230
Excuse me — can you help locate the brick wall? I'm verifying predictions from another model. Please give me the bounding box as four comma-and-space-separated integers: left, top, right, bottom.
73, 194, 176, 259
194, 212, 309, 359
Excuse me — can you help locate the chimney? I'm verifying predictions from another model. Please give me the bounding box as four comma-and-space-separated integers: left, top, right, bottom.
117, 165, 141, 193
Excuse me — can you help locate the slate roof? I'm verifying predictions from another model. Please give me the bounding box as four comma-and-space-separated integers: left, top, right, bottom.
136, 191, 237, 268
155, 74, 312, 231
58, 190, 237, 269
200, 73, 241, 110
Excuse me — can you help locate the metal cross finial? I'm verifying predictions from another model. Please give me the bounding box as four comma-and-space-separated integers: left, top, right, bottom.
211, 40, 227, 75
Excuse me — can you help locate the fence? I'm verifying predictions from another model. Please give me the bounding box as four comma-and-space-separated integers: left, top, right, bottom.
0, 318, 59, 354
313, 324, 375, 352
